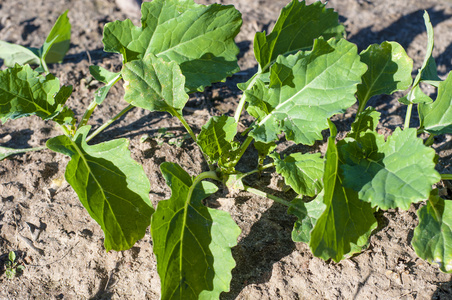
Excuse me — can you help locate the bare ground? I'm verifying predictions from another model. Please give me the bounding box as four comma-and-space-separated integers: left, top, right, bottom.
1, 0, 452, 299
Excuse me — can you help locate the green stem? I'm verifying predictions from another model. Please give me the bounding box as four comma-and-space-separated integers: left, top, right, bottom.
243, 185, 292, 207
242, 163, 275, 179
186, 171, 221, 206
40, 57, 49, 74
1, 146, 47, 159
172, 109, 214, 171
58, 124, 71, 136
86, 104, 135, 142
404, 103, 413, 129
232, 135, 254, 168
357, 95, 370, 115
441, 174, 452, 181
173, 110, 197, 143
425, 134, 436, 146
78, 74, 122, 130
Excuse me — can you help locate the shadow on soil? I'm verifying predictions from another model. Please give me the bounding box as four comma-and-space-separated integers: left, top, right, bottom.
432, 279, 452, 299
349, 8, 452, 52
222, 201, 296, 300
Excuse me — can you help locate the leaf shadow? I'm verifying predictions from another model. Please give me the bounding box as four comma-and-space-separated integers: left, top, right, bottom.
432, 279, 452, 299
222, 200, 296, 300
348, 8, 452, 52
0, 129, 34, 148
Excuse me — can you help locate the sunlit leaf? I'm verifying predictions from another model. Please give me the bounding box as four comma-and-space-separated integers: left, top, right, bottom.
46, 126, 154, 252
247, 38, 366, 145
102, 0, 241, 92
151, 162, 240, 299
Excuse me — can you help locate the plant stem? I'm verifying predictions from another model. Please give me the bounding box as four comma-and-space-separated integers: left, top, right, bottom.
86, 104, 135, 142
404, 103, 413, 129
172, 109, 215, 171
232, 135, 254, 168
1, 146, 47, 159
186, 170, 221, 206
40, 57, 49, 74
173, 110, 197, 143
243, 185, 292, 207
78, 74, 122, 130
441, 174, 452, 181
424, 134, 436, 146
357, 95, 370, 115
58, 124, 71, 136
241, 163, 275, 178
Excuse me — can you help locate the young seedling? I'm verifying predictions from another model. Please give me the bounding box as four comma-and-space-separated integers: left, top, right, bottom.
4, 251, 25, 279
1, 1, 451, 298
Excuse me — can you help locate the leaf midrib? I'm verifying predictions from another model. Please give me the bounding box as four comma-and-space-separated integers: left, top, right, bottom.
68, 138, 127, 243
258, 44, 351, 127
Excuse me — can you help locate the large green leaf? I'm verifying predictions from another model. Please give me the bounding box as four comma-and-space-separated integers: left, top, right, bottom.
102, 0, 242, 92
0, 41, 40, 67
151, 163, 240, 300
46, 126, 154, 252
41, 10, 71, 64
288, 194, 326, 243
341, 128, 440, 210
254, 0, 344, 71
122, 54, 188, 116
197, 115, 239, 166
356, 41, 413, 111
0, 64, 72, 123
420, 71, 452, 135
247, 38, 367, 145
412, 190, 452, 273
309, 123, 377, 262
271, 152, 323, 197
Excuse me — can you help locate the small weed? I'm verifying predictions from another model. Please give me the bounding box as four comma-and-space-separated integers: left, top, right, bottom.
4, 251, 24, 279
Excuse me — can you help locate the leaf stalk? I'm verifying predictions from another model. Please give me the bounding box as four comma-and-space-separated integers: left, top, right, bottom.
404, 103, 413, 129
441, 174, 452, 181
243, 185, 292, 207
86, 104, 135, 142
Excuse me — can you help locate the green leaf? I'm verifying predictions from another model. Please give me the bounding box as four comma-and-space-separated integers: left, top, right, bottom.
89, 65, 119, 84
151, 163, 240, 300
46, 126, 154, 252
420, 71, 452, 134
309, 130, 377, 262
247, 38, 367, 145
102, 0, 242, 92
0, 64, 72, 123
356, 41, 413, 111
348, 107, 381, 139
288, 194, 326, 243
197, 115, 239, 166
403, 11, 440, 104
341, 128, 440, 210
412, 190, 452, 273
254, 0, 344, 71
122, 54, 188, 115
89, 66, 122, 106
418, 11, 441, 84
271, 152, 323, 197
41, 10, 71, 64
53, 106, 75, 126
8, 251, 16, 263
0, 41, 40, 67
254, 141, 277, 159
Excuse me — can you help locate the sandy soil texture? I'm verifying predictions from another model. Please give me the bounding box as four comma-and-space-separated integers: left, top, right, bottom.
1, 0, 452, 299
